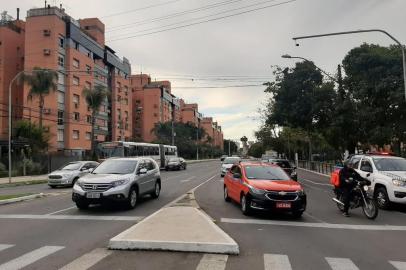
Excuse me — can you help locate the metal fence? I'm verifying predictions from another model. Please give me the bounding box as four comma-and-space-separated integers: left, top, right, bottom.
298, 160, 337, 175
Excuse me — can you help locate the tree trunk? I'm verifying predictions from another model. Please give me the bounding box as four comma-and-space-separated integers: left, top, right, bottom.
91, 111, 96, 158
39, 95, 44, 129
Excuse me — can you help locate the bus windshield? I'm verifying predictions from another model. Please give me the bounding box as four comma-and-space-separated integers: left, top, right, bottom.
98, 144, 124, 159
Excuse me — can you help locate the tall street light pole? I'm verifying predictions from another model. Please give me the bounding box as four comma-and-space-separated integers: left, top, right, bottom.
293, 29, 406, 101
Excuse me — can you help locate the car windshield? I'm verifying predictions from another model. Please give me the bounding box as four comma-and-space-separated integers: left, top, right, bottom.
244, 166, 291, 180
92, 159, 138, 175
169, 158, 180, 162
274, 160, 292, 168
60, 163, 82, 171
373, 158, 406, 171
223, 158, 240, 164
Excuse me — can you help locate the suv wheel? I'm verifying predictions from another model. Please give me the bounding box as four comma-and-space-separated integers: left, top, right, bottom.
76, 200, 89, 210
375, 187, 391, 209
126, 187, 138, 209
241, 194, 251, 216
151, 181, 161, 199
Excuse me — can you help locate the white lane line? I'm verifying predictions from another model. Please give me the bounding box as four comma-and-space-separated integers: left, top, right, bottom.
59, 248, 112, 270
300, 178, 331, 186
325, 257, 359, 270
390, 261, 406, 270
0, 244, 14, 252
0, 214, 143, 221
46, 206, 77, 215
196, 254, 228, 270
0, 245, 65, 270
180, 176, 196, 183
264, 254, 292, 270
221, 218, 406, 231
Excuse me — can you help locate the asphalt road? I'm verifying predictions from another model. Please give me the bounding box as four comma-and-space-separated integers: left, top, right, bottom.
1, 162, 406, 270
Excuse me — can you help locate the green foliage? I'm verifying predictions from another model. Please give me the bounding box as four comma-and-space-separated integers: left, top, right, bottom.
223, 139, 238, 155
14, 120, 49, 152
248, 142, 264, 158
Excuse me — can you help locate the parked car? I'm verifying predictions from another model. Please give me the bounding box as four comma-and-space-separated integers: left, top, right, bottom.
223, 161, 306, 217
264, 159, 297, 181
348, 152, 406, 209
166, 157, 187, 171
72, 157, 161, 209
48, 161, 99, 188
220, 155, 228, 161
221, 156, 241, 177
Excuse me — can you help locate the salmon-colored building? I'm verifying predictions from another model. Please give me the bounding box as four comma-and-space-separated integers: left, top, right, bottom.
179, 99, 202, 127
0, 6, 132, 154
201, 117, 224, 150
131, 74, 181, 143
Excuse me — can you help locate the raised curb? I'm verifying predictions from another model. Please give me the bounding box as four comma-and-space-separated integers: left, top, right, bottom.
0, 193, 45, 205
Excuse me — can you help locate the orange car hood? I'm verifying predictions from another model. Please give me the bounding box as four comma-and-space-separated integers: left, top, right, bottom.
247, 179, 302, 191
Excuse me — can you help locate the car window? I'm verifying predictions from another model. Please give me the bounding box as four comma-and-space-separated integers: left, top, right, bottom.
244, 165, 290, 180
60, 162, 82, 171
373, 158, 406, 171
360, 159, 373, 172
230, 165, 239, 174
92, 159, 138, 175
350, 156, 361, 169
275, 160, 291, 168
147, 160, 155, 171
138, 160, 146, 170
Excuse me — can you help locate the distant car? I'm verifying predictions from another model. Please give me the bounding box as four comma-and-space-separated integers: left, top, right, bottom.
220, 155, 228, 162
221, 157, 241, 177
166, 157, 187, 171
223, 161, 306, 217
48, 161, 99, 188
72, 157, 161, 209
264, 159, 297, 181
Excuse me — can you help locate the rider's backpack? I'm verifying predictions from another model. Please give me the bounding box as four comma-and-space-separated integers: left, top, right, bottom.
330, 169, 341, 187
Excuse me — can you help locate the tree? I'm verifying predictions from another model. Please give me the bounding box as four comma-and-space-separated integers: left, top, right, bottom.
83, 85, 109, 157
22, 67, 57, 128
248, 142, 264, 158
223, 139, 238, 155
14, 120, 50, 153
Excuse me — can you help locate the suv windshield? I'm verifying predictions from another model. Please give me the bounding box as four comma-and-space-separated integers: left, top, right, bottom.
60, 163, 82, 171
245, 166, 291, 180
373, 158, 406, 171
223, 157, 240, 164
92, 159, 138, 175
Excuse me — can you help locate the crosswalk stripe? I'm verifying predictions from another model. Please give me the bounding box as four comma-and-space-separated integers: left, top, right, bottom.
196, 254, 228, 270
0, 244, 14, 252
390, 261, 406, 270
0, 245, 64, 270
59, 248, 112, 270
325, 257, 359, 270
264, 254, 292, 270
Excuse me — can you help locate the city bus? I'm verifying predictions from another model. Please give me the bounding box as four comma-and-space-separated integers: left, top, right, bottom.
97, 141, 178, 168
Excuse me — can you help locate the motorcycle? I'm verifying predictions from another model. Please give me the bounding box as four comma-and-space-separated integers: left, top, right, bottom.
332, 177, 378, 220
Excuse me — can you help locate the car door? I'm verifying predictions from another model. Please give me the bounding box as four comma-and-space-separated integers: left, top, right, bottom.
145, 159, 157, 192
359, 158, 374, 182
136, 159, 149, 195
228, 165, 242, 201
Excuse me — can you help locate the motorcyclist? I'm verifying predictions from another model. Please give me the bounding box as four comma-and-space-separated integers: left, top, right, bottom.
339, 161, 364, 217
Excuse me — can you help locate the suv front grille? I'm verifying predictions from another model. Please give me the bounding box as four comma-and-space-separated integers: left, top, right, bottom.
83, 183, 112, 192
49, 175, 62, 179
266, 191, 298, 201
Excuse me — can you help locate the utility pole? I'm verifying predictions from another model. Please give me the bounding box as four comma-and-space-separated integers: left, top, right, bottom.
228, 140, 231, 156
196, 127, 199, 160
171, 120, 175, 146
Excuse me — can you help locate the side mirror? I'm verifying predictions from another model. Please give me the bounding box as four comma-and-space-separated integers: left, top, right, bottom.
88, 168, 94, 173
233, 173, 241, 179
138, 168, 148, 175
366, 173, 371, 177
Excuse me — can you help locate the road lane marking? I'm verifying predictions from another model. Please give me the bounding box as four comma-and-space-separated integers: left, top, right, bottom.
0, 244, 14, 252
196, 254, 228, 270
300, 178, 331, 186
390, 261, 406, 270
59, 248, 112, 270
180, 176, 196, 183
0, 245, 64, 270
46, 206, 77, 215
221, 218, 406, 231
0, 214, 143, 221
264, 254, 292, 270
325, 257, 359, 270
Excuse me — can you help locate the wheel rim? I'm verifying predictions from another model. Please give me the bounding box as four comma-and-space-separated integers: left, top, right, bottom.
377, 192, 386, 206
130, 190, 137, 206
363, 200, 376, 217
155, 183, 160, 196
241, 196, 246, 212
224, 187, 228, 199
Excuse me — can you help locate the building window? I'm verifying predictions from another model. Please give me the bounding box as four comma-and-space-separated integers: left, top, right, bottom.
74, 41, 79, 50
57, 91, 64, 104
86, 115, 92, 123
85, 81, 91, 89
57, 110, 64, 125
58, 36, 64, 48
74, 112, 80, 121
73, 58, 80, 68
57, 72, 64, 85
73, 76, 79, 86
73, 94, 79, 107
117, 95, 121, 102
86, 65, 91, 74
86, 132, 91, 141
57, 129, 64, 142
117, 109, 121, 120
58, 54, 64, 67
123, 98, 128, 105
117, 82, 121, 93
73, 130, 79, 140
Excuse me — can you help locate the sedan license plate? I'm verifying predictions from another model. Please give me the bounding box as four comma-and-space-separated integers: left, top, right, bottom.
276, 202, 291, 209
86, 192, 101, 199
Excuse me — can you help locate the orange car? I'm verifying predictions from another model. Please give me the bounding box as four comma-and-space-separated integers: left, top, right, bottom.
223, 161, 306, 217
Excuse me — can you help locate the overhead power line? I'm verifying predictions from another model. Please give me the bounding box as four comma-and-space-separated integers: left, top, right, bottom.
173, 84, 265, 89
108, 0, 297, 41
101, 0, 184, 18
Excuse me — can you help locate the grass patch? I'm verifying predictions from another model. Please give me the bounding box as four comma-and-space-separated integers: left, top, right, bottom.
0, 193, 34, 200
0, 180, 47, 189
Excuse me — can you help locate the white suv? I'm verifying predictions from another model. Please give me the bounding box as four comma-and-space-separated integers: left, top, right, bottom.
348, 153, 406, 209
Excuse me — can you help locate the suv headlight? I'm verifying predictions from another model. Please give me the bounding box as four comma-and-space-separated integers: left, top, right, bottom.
62, 173, 72, 179
392, 179, 406, 187
111, 179, 130, 187
75, 179, 84, 188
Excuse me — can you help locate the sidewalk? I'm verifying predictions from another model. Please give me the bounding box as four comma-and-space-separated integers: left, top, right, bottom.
0, 175, 48, 185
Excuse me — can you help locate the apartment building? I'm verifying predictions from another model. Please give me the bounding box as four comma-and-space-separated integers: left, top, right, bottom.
201, 117, 224, 149
1, 5, 132, 154
0, 11, 25, 145
179, 99, 202, 127
131, 74, 180, 142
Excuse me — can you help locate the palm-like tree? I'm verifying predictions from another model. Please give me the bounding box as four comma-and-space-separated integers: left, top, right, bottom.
83, 85, 109, 157
22, 67, 58, 128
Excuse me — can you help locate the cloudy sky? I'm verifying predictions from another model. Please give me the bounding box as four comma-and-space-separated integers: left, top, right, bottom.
3, 0, 405, 141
